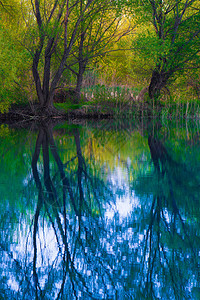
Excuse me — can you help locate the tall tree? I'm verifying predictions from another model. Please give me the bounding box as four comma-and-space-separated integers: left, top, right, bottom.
30, 0, 82, 112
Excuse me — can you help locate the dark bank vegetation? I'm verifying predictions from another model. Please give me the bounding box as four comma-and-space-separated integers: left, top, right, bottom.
0, 0, 200, 120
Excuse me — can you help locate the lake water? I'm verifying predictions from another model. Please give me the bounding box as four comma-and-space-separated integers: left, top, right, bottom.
0, 118, 200, 299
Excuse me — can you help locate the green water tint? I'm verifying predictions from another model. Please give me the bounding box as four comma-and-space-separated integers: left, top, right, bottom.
0, 119, 200, 299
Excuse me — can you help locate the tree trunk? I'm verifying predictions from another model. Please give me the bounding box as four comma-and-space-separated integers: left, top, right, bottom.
32, 49, 45, 107
32, 49, 55, 112
75, 66, 85, 103
42, 57, 51, 107
149, 68, 170, 100
149, 70, 164, 99
43, 91, 55, 111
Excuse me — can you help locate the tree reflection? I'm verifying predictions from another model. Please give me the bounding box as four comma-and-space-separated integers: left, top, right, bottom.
1, 122, 200, 299
132, 130, 200, 299
31, 123, 118, 299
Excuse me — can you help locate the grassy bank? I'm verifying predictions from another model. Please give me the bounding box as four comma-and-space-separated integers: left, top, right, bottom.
54, 84, 200, 119
1, 85, 200, 123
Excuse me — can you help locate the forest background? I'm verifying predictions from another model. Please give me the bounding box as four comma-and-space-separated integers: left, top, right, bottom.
0, 0, 200, 116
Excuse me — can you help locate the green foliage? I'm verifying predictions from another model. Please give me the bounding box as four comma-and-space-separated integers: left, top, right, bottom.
0, 3, 32, 112
0, 0, 199, 111
140, 0, 200, 93
0, 26, 19, 111
134, 29, 171, 63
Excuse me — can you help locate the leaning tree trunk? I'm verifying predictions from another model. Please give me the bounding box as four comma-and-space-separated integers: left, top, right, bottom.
149, 69, 168, 100
148, 57, 172, 101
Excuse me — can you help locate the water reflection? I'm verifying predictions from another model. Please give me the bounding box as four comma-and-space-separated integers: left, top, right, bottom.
31, 124, 115, 299
0, 120, 200, 299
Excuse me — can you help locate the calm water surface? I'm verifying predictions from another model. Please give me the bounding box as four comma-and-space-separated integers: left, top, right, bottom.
0, 119, 200, 299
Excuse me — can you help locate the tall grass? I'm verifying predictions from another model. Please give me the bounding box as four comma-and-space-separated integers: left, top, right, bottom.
81, 84, 144, 117
55, 83, 200, 119
83, 85, 200, 119
160, 95, 200, 119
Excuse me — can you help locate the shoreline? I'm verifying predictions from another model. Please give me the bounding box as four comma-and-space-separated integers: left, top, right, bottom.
0, 103, 114, 126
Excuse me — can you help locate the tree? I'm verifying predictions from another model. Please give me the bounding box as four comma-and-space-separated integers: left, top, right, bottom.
131, 0, 200, 100
29, 0, 81, 112
19, 0, 128, 113
65, 5, 132, 101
